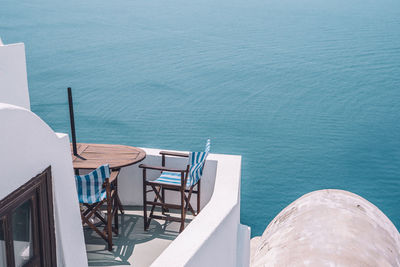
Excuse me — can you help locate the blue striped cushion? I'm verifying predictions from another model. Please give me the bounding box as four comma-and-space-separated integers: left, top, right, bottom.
75, 164, 110, 204
154, 171, 191, 187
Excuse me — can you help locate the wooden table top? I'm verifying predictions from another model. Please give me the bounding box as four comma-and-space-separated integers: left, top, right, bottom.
71, 143, 146, 170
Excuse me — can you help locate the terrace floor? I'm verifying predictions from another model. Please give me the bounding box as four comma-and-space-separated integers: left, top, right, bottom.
83, 206, 193, 267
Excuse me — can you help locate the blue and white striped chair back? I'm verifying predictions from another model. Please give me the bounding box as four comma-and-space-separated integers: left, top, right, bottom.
205, 139, 211, 154
188, 139, 211, 186
75, 164, 110, 204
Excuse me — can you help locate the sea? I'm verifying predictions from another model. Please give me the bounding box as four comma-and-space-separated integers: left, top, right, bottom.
1, 0, 400, 237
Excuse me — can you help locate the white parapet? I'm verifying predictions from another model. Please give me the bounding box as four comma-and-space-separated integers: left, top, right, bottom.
0, 40, 30, 110
251, 189, 400, 266
114, 149, 250, 266
150, 153, 250, 267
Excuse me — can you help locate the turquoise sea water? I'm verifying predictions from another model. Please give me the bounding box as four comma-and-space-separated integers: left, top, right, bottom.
2, 0, 400, 237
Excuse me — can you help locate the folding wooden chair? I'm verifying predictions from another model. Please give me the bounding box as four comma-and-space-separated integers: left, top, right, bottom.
75, 164, 122, 251
139, 139, 210, 232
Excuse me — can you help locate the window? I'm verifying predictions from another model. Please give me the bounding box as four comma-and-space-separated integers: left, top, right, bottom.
0, 167, 56, 267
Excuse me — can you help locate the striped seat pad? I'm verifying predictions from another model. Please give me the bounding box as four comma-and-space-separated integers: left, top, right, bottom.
154, 171, 190, 187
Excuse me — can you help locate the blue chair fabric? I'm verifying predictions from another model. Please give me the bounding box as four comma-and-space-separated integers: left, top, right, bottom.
153, 139, 210, 187
75, 164, 110, 204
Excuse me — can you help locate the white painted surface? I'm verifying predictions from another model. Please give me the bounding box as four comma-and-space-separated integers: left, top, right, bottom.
76, 151, 248, 267
151, 154, 249, 267
0, 241, 5, 266
250, 189, 400, 266
237, 224, 251, 267
0, 103, 87, 267
0, 41, 30, 110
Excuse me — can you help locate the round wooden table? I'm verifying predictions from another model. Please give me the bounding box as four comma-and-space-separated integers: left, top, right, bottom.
71, 143, 146, 246
71, 143, 146, 172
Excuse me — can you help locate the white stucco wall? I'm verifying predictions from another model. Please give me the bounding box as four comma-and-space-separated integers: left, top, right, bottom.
78, 149, 249, 267
0, 103, 87, 267
0, 40, 30, 110
150, 153, 250, 267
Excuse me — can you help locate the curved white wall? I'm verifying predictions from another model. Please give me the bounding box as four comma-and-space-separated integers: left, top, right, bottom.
251, 189, 400, 266
0, 103, 87, 267
151, 153, 250, 267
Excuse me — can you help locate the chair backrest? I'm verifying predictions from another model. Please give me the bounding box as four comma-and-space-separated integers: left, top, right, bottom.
75, 164, 110, 204
205, 138, 211, 154
188, 139, 210, 186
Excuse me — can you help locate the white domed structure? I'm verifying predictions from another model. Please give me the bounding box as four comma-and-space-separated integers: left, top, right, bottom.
251, 189, 400, 266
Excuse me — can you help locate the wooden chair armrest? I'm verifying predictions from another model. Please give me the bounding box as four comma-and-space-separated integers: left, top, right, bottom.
159, 151, 189, 158
139, 164, 187, 173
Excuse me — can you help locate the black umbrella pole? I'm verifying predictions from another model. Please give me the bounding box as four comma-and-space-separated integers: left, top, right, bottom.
68, 87, 78, 156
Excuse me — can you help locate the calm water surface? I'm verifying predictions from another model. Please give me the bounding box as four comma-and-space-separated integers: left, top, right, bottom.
2, 0, 400, 236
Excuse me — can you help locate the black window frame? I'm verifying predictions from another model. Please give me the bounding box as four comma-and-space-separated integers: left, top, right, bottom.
0, 166, 56, 267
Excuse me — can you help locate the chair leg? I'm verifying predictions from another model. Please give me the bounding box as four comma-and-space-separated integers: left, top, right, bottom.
180, 188, 186, 232
114, 195, 119, 234
147, 185, 164, 230
185, 187, 193, 212
142, 169, 148, 231
162, 187, 168, 214
106, 180, 113, 251
93, 210, 107, 225
197, 181, 201, 214
147, 195, 158, 229
183, 191, 196, 216
116, 194, 125, 214
81, 214, 108, 241
113, 172, 125, 214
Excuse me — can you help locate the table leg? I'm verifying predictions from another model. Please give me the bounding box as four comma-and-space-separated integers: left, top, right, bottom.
112, 169, 125, 214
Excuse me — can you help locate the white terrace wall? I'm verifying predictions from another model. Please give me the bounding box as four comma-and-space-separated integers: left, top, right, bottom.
150, 154, 251, 267
0, 40, 30, 110
75, 149, 250, 267
0, 103, 87, 267
84, 148, 250, 266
